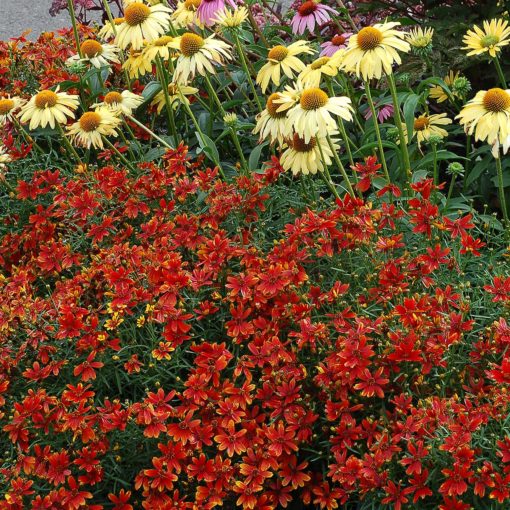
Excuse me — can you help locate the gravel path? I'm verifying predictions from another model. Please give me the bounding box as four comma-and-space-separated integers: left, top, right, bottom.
0, 0, 100, 41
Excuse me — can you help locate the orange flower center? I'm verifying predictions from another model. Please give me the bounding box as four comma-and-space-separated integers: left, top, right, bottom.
331, 34, 346, 46
35, 90, 58, 109
184, 0, 201, 10
79, 112, 102, 132
80, 39, 103, 58
266, 93, 286, 118
104, 92, 123, 105
310, 56, 330, 70
483, 88, 510, 112
300, 88, 328, 110
180, 33, 204, 57
292, 133, 316, 152
154, 35, 174, 46
268, 45, 289, 62
357, 27, 383, 51
0, 99, 14, 115
124, 3, 151, 27
413, 116, 430, 131
298, 1, 317, 16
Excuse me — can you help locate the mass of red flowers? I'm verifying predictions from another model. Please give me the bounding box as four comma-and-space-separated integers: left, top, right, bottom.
0, 139, 509, 509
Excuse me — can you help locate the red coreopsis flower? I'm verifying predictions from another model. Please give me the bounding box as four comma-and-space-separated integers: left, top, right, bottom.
352, 156, 382, 192
214, 421, 248, 457
381, 480, 413, 510
265, 421, 298, 457
73, 351, 104, 382
108, 489, 133, 510
353, 367, 389, 398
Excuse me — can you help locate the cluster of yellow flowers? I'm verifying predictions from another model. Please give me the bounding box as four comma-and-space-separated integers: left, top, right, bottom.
1, 0, 510, 172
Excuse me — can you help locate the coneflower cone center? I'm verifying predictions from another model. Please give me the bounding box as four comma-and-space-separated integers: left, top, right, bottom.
481, 34, 500, 48
414, 117, 430, 131
184, 0, 201, 9
292, 134, 316, 152
154, 35, 174, 46
0, 99, 14, 115
310, 57, 330, 70
266, 94, 286, 118
180, 33, 204, 57
104, 92, 123, 105
483, 88, 510, 112
298, 1, 317, 16
357, 27, 383, 51
81, 39, 103, 58
268, 45, 289, 62
332, 34, 346, 46
79, 112, 102, 132
124, 3, 151, 26
300, 88, 328, 110
35, 90, 58, 109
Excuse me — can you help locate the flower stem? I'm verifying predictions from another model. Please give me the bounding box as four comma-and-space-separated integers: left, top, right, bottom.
126, 114, 173, 149
66, 0, 83, 58
386, 72, 412, 181
432, 143, 438, 185
56, 123, 82, 164
233, 33, 263, 111
12, 117, 45, 155
493, 56, 507, 89
364, 80, 390, 183
102, 136, 136, 172
326, 134, 354, 197
155, 57, 179, 143
495, 155, 510, 228
445, 174, 456, 210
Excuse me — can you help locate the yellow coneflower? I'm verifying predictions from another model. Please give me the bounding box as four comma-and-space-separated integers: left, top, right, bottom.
413, 113, 451, 146
256, 40, 314, 93
283, 86, 353, 143
98, 17, 125, 40
297, 51, 343, 88
342, 22, 410, 80
19, 89, 79, 130
173, 33, 232, 84
115, 1, 171, 50
67, 39, 121, 68
142, 35, 180, 63
253, 92, 290, 145
67, 108, 121, 149
171, 0, 203, 28
0, 145, 11, 171
213, 6, 248, 28
123, 49, 153, 79
463, 18, 510, 58
280, 133, 339, 175
407, 26, 434, 50
151, 83, 198, 113
0, 95, 24, 125
457, 88, 510, 146
93, 90, 144, 115
429, 70, 459, 103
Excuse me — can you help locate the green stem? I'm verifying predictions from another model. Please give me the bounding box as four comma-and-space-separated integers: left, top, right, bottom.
12, 117, 45, 155
496, 156, 510, 228
387, 72, 412, 181
102, 136, 136, 172
230, 127, 248, 174
233, 33, 263, 111
177, 87, 226, 179
244, 3, 269, 48
118, 129, 136, 160
432, 143, 438, 186
56, 123, 82, 164
66, 0, 83, 58
100, 0, 116, 32
126, 114, 173, 149
326, 134, 354, 197
203, 74, 226, 117
493, 56, 507, 89
463, 134, 471, 192
445, 174, 456, 210
364, 80, 390, 183
155, 57, 178, 143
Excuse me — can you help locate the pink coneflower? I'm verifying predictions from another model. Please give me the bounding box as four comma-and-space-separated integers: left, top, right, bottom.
290, 1, 338, 35
365, 102, 394, 124
320, 33, 353, 56
197, 0, 236, 26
